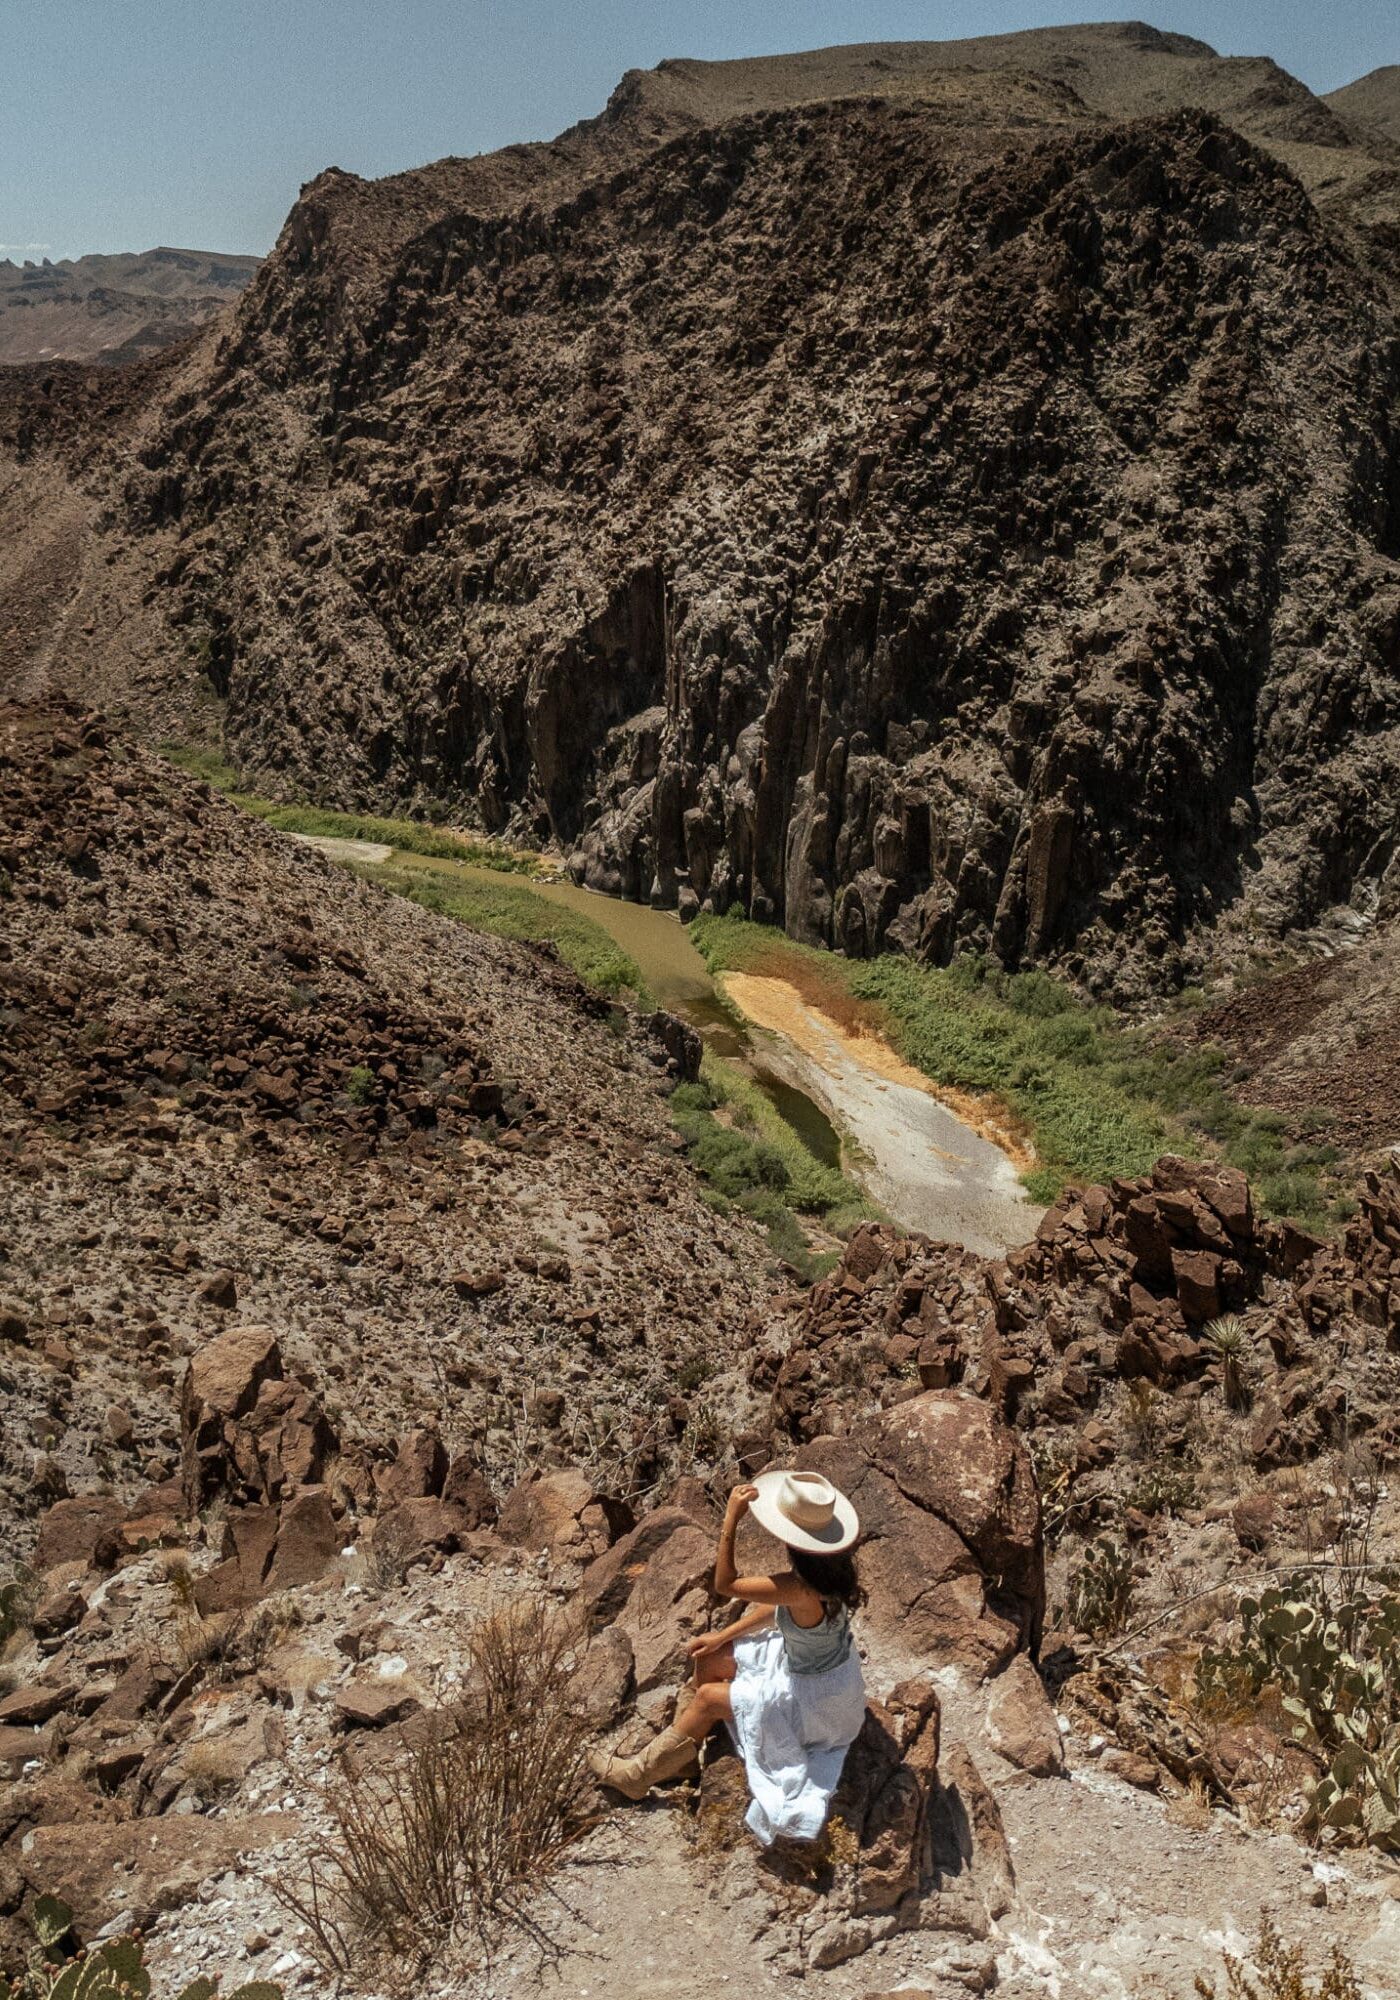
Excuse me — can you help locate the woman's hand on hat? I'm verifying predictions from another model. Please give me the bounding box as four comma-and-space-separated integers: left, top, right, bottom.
725, 1482, 759, 1520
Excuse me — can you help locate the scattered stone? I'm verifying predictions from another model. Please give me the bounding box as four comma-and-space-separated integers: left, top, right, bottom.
34, 1496, 125, 1573
196, 1268, 239, 1310
334, 1682, 423, 1730
1101, 1749, 1162, 1790
31, 1581, 87, 1640
984, 1655, 1065, 1776
0, 1683, 75, 1726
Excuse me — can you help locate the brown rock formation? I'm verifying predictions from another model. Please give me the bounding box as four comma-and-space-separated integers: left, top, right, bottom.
759, 1154, 1400, 1503
797, 1390, 1044, 1676
697, 1681, 1012, 1973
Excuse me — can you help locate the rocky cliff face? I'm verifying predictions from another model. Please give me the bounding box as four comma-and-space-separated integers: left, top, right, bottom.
7, 35, 1400, 998
125, 99, 1399, 997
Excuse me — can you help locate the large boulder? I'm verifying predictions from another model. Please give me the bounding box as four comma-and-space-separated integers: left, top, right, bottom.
441, 1451, 498, 1526
496, 1469, 633, 1558
34, 1495, 126, 1573
180, 1325, 336, 1508
374, 1427, 448, 1505
984, 1654, 1065, 1776
193, 1487, 342, 1613
696, 1679, 1012, 1975
613, 1523, 714, 1690
574, 1506, 717, 1692
579, 1506, 704, 1624
794, 1390, 1044, 1679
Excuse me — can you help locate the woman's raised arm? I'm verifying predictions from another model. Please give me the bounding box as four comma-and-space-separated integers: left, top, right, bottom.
713, 1482, 756, 1595
714, 1483, 808, 1608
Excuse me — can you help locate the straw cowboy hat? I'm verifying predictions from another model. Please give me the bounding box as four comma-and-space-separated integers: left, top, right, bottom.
749, 1469, 859, 1553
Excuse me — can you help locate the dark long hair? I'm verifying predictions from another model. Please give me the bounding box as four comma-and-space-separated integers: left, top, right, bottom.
789, 1543, 865, 1612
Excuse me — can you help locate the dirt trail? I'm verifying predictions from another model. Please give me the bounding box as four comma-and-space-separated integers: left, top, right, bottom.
426, 1661, 1400, 2000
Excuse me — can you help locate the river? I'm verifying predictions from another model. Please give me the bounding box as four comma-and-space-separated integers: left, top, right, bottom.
294, 836, 1042, 1254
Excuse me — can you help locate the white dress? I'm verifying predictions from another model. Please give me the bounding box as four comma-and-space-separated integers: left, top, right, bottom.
726, 1619, 867, 1845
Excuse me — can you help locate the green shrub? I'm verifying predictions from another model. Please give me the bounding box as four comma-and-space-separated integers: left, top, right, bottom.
158, 742, 536, 875
158, 742, 242, 791
1202, 1313, 1251, 1410
252, 804, 537, 875
667, 1055, 872, 1282
1061, 1535, 1136, 1637
344, 1064, 376, 1107
1124, 1464, 1198, 1519
1196, 1575, 1400, 1852
695, 1055, 870, 1228
375, 867, 646, 998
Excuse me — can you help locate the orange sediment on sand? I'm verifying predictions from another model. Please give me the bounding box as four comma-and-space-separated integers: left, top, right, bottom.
719, 972, 1037, 1174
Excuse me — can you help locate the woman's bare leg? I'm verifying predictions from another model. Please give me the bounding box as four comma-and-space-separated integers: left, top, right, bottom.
692, 1641, 736, 1689
675, 1677, 735, 1745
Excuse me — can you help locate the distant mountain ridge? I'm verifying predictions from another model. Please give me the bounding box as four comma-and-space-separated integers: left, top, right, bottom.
1327, 64, 1400, 146
0, 245, 261, 366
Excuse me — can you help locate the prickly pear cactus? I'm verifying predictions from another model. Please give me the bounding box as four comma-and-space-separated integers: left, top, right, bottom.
1197, 1574, 1400, 1854
3, 1921, 286, 2000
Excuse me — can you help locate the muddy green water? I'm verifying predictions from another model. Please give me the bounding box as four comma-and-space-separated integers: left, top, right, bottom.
423, 856, 844, 1169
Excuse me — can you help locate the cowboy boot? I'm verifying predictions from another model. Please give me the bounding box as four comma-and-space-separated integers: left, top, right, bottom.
588, 1725, 700, 1800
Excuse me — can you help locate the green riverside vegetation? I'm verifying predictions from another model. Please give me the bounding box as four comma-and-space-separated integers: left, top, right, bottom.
156, 742, 858, 1274
362, 859, 646, 998
157, 739, 1343, 1239
689, 913, 1348, 1232
669, 1052, 873, 1281
159, 743, 538, 873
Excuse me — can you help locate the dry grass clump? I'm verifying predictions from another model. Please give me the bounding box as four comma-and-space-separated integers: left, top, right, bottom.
159, 1551, 199, 1612
181, 1739, 243, 1801
278, 1599, 596, 1982
359, 1509, 423, 1593
167, 1592, 300, 1683
1194, 1914, 1361, 2000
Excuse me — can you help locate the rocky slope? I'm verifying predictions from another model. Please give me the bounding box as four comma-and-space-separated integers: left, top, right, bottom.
609, 25, 1400, 283
761, 1155, 1400, 1467
0, 248, 260, 367
3, 29, 1400, 1007
0, 701, 774, 1564
1194, 915, 1400, 1152
4, 709, 1400, 1988
7, 1070, 1400, 1993
1328, 65, 1400, 148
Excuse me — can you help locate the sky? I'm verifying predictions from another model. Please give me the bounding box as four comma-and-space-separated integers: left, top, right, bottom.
4, 0, 1398, 265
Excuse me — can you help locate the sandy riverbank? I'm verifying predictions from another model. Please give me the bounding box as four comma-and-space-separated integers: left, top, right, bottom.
721, 972, 1043, 1255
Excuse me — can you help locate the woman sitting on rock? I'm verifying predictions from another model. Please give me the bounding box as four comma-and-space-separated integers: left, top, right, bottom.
589, 1471, 867, 1843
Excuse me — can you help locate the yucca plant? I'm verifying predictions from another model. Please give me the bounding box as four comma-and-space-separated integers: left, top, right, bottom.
1203, 1315, 1251, 1410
